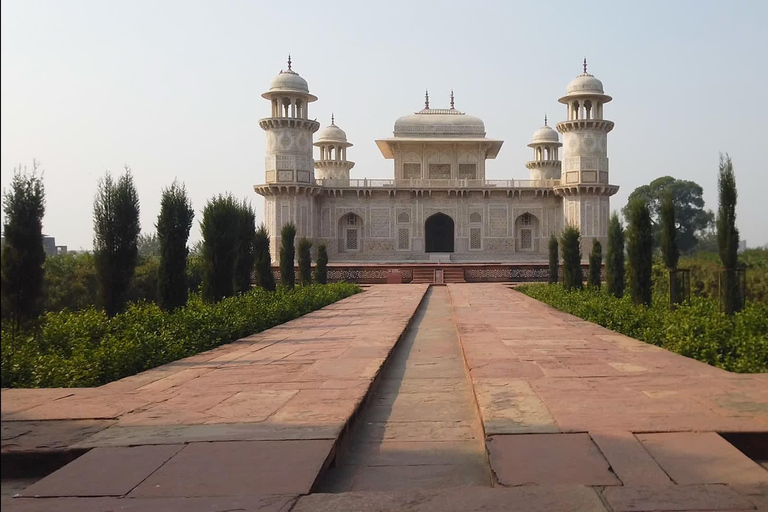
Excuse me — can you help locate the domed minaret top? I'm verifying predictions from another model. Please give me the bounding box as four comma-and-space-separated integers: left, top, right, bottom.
262, 55, 318, 103
314, 114, 355, 183
526, 115, 562, 181
558, 58, 612, 106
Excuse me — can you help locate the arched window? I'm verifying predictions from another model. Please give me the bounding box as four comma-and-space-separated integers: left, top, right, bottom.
584, 100, 592, 120
469, 212, 482, 223
572, 101, 580, 120
339, 213, 362, 252
397, 211, 410, 224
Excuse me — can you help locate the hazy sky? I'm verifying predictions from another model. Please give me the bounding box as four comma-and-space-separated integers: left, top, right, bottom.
2, 0, 767, 250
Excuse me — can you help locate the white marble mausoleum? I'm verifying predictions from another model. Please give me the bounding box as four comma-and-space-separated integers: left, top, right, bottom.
254, 57, 618, 263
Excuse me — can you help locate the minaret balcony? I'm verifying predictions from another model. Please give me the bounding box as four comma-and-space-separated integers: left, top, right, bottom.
556, 119, 614, 133
259, 118, 320, 132
525, 160, 562, 170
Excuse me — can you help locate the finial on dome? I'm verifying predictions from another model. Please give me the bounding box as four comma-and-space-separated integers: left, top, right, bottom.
425, 89, 430, 109
331, 113, 335, 126
287, 54, 292, 71
544, 114, 548, 126
450, 89, 455, 109
583, 57, 587, 75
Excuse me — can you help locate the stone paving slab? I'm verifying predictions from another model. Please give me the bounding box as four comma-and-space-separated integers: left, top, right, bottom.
129, 440, 334, 497
487, 433, 621, 486
636, 432, 768, 486
601, 484, 757, 511
20, 445, 184, 497
292, 486, 608, 512
590, 430, 673, 487
3, 495, 297, 512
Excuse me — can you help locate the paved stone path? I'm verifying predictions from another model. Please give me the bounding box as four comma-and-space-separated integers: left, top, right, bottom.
2, 283, 767, 511
317, 286, 490, 491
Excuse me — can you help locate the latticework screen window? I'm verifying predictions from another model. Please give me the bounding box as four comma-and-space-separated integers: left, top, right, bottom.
346, 229, 358, 250
398, 228, 410, 250
459, 164, 477, 179
403, 163, 421, 179
520, 228, 532, 250
521, 213, 532, 226
347, 214, 358, 226
470, 227, 482, 250
428, 164, 451, 179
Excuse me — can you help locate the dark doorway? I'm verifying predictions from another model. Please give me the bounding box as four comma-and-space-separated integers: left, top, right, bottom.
425, 213, 455, 253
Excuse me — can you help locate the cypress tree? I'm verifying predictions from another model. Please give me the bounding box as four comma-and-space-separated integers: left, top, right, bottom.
1, 164, 46, 329
588, 239, 602, 289
201, 194, 239, 302
254, 224, 276, 291
626, 198, 653, 306
548, 234, 559, 284
660, 191, 681, 307
280, 222, 296, 288
717, 153, 741, 314
233, 201, 256, 294
660, 192, 680, 269
560, 226, 582, 291
297, 237, 312, 286
93, 168, 141, 316
606, 212, 625, 298
315, 244, 328, 284
157, 181, 194, 311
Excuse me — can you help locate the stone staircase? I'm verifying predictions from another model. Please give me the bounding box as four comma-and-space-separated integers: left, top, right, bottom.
412, 268, 436, 284
411, 267, 466, 284
443, 267, 466, 283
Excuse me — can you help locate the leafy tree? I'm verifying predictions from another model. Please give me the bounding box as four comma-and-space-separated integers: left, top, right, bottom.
157, 181, 194, 311
280, 223, 296, 288
717, 153, 741, 314
626, 198, 653, 306
1, 164, 46, 329
137, 232, 160, 259
297, 237, 312, 286
588, 239, 602, 289
233, 201, 256, 294
548, 234, 559, 284
201, 194, 240, 302
93, 167, 141, 316
315, 244, 328, 284
254, 224, 276, 291
606, 212, 625, 298
660, 192, 680, 269
622, 176, 713, 253
43, 252, 99, 312
560, 226, 582, 291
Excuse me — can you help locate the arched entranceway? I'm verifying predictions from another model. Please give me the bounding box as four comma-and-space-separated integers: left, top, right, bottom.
425, 213, 454, 253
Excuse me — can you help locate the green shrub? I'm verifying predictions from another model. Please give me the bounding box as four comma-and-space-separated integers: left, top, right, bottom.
519, 283, 767, 373
1, 283, 361, 388
315, 244, 328, 284
548, 235, 558, 284
606, 212, 625, 298
280, 223, 296, 289
588, 239, 602, 289
297, 237, 312, 286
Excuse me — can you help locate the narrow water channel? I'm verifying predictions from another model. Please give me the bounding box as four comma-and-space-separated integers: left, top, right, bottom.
317, 286, 491, 492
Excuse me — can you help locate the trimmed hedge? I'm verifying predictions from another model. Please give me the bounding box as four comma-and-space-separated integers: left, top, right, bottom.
1, 283, 361, 388
518, 283, 767, 373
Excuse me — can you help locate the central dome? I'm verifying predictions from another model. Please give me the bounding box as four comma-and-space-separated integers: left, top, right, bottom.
393, 109, 485, 138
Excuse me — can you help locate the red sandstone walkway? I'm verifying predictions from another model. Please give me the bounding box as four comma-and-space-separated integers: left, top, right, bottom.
2, 283, 767, 511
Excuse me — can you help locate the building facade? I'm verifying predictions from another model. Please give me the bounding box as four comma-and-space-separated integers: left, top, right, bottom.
255, 58, 618, 263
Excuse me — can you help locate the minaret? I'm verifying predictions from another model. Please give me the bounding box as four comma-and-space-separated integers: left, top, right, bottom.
314, 114, 355, 184
256, 56, 321, 261
526, 115, 562, 181
260, 55, 320, 185
556, 59, 618, 253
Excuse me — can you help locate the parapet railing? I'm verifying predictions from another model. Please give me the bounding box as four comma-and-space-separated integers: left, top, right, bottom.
315, 179, 560, 188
